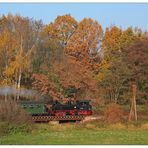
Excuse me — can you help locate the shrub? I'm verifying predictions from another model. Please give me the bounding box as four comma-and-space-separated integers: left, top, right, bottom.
0, 99, 32, 125
0, 100, 33, 137
104, 103, 124, 124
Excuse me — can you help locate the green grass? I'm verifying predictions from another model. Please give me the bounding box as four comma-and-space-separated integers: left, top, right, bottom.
0, 123, 148, 145
0, 104, 147, 145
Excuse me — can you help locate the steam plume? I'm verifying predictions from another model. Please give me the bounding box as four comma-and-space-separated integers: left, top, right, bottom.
0, 86, 40, 99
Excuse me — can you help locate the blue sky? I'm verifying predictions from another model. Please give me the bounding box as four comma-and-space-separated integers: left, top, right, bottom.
0, 3, 148, 31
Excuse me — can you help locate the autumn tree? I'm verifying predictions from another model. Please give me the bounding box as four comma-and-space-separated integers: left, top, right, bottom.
0, 14, 43, 100
0, 30, 17, 86
32, 14, 77, 74
32, 71, 62, 100
102, 26, 144, 61
65, 18, 103, 71
122, 39, 148, 104
43, 14, 78, 48
32, 17, 102, 102
53, 56, 98, 100
41, 14, 78, 75
98, 26, 148, 104
63, 18, 103, 103
102, 26, 122, 52
41, 14, 78, 70
97, 50, 132, 104
97, 26, 146, 104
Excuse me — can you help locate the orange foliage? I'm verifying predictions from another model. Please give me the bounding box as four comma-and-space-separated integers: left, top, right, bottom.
104, 103, 124, 123
43, 14, 78, 47
53, 56, 97, 90
65, 18, 103, 71
32, 73, 61, 100
102, 26, 122, 52
36, 17, 103, 101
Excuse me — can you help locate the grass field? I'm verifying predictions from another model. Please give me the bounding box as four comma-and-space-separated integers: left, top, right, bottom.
0, 105, 147, 145
0, 122, 148, 145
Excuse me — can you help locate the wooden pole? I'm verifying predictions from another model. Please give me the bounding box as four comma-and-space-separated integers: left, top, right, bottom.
128, 84, 137, 122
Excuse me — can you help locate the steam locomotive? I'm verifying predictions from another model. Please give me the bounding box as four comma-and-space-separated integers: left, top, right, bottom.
50, 100, 92, 116
20, 100, 92, 118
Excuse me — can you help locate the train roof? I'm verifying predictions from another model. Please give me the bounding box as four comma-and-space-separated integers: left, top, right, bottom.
77, 100, 91, 102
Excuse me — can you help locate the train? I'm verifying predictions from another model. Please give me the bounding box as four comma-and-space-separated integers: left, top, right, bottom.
19, 99, 93, 122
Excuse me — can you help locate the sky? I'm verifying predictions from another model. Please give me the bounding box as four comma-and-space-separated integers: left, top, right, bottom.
0, 3, 148, 31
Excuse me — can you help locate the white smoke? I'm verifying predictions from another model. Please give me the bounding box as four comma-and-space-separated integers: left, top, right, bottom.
0, 86, 40, 99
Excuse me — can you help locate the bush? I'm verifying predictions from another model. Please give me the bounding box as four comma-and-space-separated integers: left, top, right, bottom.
104, 103, 124, 124
0, 99, 32, 125
0, 99, 33, 137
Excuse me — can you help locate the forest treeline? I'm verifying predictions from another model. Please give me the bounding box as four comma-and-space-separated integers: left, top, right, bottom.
0, 14, 148, 105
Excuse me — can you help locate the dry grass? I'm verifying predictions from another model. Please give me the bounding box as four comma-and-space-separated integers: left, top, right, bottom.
0, 99, 32, 125
85, 123, 97, 129
141, 123, 148, 130
108, 123, 126, 129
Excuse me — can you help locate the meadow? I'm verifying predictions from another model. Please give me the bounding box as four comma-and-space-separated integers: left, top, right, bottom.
0, 104, 148, 145
0, 121, 148, 145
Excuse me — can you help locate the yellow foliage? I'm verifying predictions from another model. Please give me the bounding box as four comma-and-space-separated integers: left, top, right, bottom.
0, 78, 13, 86
96, 60, 110, 82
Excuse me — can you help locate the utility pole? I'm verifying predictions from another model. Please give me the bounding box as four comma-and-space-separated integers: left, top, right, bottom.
128, 84, 137, 122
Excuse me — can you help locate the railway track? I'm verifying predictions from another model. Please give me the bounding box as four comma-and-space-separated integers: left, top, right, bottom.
32, 115, 85, 122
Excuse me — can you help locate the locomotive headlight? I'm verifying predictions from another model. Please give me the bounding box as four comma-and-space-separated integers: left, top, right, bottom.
74, 106, 76, 108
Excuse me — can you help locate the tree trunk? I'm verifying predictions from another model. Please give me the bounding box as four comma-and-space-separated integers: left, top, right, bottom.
114, 89, 119, 104
16, 35, 23, 100
4, 93, 7, 102
114, 97, 118, 104
17, 68, 22, 100
4, 46, 9, 102
14, 70, 18, 101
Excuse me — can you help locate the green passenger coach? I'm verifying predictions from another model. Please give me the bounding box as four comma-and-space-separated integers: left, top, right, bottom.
20, 101, 47, 115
